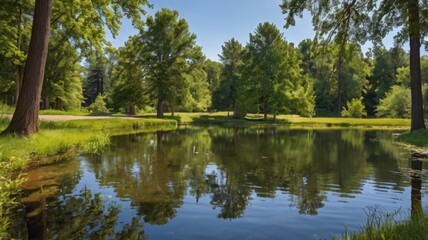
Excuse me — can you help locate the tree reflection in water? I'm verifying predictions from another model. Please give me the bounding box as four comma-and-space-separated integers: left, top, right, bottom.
81, 127, 409, 223
46, 188, 147, 240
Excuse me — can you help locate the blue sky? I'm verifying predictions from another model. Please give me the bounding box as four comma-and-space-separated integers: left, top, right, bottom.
109, 0, 314, 61
109, 0, 402, 61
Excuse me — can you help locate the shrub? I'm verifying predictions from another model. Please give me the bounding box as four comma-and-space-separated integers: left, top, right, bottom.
341, 97, 367, 118
87, 95, 109, 115
377, 86, 411, 118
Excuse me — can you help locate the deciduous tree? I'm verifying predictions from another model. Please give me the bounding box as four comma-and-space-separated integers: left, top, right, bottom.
281, 0, 426, 130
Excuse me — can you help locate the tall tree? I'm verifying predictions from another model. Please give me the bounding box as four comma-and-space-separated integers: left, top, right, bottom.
140, 9, 204, 118
2, 0, 52, 135
215, 38, 245, 117
2, 0, 149, 135
0, 0, 32, 104
203, 59, 223, 92
281, 0, 426, 131
364, 46, 408, 116
244, 23, 314, 119
110, 36, 148, 115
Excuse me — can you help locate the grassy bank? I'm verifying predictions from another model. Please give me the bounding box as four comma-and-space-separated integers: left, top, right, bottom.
339, 211, 428, 240
397, 129, 428, 147
138, 112, 411, 129
0, 117, 176, 237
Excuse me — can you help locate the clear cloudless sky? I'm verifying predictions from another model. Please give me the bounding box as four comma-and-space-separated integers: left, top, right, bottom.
108, 0, 404, 61
109, 0, 314, 61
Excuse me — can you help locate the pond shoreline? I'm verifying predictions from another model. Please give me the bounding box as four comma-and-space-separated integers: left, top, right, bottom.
0, 116, 426, 239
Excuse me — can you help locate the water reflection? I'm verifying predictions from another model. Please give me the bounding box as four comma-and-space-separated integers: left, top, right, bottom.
12, 127, 423, 240
82, 127, 411, 221
46, 189, 147, 239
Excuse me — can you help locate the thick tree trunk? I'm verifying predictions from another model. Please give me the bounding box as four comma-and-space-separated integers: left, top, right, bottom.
2, 0, 52, 135
408, 0, 426, 131
15, 67, 23, 105
157, 98, 164, 118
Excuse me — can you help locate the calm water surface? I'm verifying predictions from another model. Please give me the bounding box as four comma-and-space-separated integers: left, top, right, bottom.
11, 127, 428, 239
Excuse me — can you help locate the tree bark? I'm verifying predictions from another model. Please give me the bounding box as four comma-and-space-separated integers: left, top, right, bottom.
15, 7, 23, 105
408, 0, 426, 131
263, 100, 268, 120
1, 0, 52, 135
157, 98, 164, 118
130, 104, 136, 115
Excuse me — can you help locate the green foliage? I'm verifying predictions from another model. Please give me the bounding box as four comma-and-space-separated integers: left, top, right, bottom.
47, 188, 147, 239
377, 86, 411, 118
203, 59, 223, 92
110, 36, 148, 115
0, 103, 14, 117
43, 40, 84, 110
83, 132, 111, 154
139, 9, 207, 117
298, 40, 369, 115
87, 95, 109, 115
341, 98, 367, 118
214, 38, 245, 116
0, 161, 25, 239
243, 23, 315, 119
339, 209, 428, 240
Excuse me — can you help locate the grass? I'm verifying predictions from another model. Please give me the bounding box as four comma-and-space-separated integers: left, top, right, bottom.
137, 112, 411, 129
338, 209, 428, 240
39, 109, 90, 116
397, 129, 428, 147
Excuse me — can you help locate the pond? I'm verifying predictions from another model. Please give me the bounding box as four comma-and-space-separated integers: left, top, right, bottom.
9, 127, 427, 239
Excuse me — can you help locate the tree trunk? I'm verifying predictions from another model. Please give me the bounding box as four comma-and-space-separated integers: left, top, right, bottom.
43, 96, 50, 110
2, 0, 52, 135
408, 0, 426, 131
263, 100, 268, 120
233, 103, 238, 119
170, 106, 175, 117
130, 104, 136, 115
14, 8, 23, 105
157, 98, 164, 118
337, 55, 343, 117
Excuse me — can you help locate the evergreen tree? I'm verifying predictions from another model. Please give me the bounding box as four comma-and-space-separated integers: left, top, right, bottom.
215, 38, 245, 117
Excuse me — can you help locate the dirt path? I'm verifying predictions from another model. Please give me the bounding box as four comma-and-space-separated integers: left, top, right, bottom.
3, 114, 141, 122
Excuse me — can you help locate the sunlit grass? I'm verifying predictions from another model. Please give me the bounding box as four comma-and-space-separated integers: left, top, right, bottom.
397, 129, 428, 147
0, 118, 176, 160
39, 109, 90, 116
338, 209, 428, 240
141, 112, 410, 128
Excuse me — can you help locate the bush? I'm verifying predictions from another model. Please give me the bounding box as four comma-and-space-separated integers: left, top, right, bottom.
377, 86, 411, 118
341, 97, 367, 118
87, 95, 109, 115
